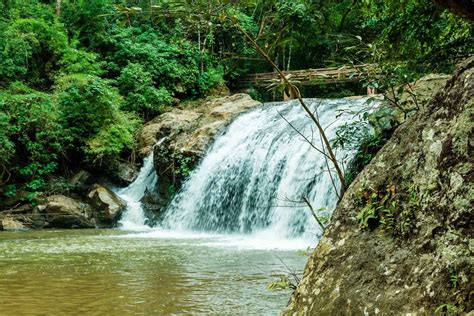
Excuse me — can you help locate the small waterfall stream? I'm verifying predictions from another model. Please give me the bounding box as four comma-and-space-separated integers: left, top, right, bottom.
118, 97, 370, 245
117, 154, 157, 230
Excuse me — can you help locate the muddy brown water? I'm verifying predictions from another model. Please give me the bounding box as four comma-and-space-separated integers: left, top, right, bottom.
0, 229, 308, 315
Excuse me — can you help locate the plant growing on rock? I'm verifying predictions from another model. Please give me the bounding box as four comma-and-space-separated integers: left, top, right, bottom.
356, 184, 417, 239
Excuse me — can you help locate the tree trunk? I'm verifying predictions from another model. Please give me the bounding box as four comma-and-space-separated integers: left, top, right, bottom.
55, 0, 61, 17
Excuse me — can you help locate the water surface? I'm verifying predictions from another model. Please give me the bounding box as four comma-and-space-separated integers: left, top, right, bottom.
0, 229, 307, 315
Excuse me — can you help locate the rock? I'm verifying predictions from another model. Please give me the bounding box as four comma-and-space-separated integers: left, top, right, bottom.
284, 58, 474, 314
1, 216, 26, 230
388, 74, 451, 123
87, 184, 126, 227
206, 82, 230, 96
115, 161, 138, 185
137, 109, 201, 156
69, 170, 96, 194
0, 204, 42, 229
38, 195, 95, 229
0, 196, 94, 229
140, 189, 168, 226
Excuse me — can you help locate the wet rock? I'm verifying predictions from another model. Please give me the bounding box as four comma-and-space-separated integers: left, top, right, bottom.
140, 189, 168, 226
284, 58, 474, 314
38, 195, 95, 229
87, 184, 126, 227
114, 161, 138, 185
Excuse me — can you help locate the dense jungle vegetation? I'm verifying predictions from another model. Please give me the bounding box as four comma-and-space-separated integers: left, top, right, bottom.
0, 0, 472, 205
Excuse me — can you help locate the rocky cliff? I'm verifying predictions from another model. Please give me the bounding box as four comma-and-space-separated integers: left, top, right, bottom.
284, 59, 473, 314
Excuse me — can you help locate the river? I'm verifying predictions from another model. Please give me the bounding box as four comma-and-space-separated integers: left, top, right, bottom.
0, 229, 307, 315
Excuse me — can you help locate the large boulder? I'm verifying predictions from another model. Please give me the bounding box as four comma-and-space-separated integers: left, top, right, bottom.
283, 59, 473, 314
138, 109, 201, 156
0, 204, 41, 229
37, 195, 95, 229
87, 184, 126, 227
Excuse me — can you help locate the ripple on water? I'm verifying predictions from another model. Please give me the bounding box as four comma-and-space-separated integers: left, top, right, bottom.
0, 229, 307, 315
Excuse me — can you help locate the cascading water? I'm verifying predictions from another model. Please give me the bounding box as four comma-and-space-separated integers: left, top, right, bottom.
160, 98, 371, 242
116, 153, 157, 230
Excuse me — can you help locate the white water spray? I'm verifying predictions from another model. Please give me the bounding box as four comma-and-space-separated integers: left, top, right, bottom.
160, 98, 371, 242
117, 153, 157, 230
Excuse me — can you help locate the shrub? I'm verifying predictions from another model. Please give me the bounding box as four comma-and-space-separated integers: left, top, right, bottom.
197, 65, 225, 94
0, 83, 63, 195
117, 63, 173, 119
106, 27, 201, 96
86, 111, 141, 164
0, 18, 68, 88
55, 74, 141, 166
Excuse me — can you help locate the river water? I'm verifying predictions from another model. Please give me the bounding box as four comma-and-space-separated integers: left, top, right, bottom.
0, 229, 306, 315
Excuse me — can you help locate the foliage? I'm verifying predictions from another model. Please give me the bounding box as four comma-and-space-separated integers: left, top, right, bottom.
56, 73, 140, 164
59, 47, 105, 76
0, 112, 14, 169
449, 269, 459, 289
267, 275, 290, 290
197, 66, 225, 94
356, 184, 417, 238
0, 18, 68, 89
333, 102, 397, 185
172, 152, 194, 179
105, 26, 202, 95
85, 111, 141, 163
117, 62, 173, 119
359, 1, 473, 73
434, 303, 459, 314
0, 83, 63, 196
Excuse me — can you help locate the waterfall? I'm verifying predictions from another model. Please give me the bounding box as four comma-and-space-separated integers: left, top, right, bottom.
160, 98, 370, 240
117, 153, 157, 230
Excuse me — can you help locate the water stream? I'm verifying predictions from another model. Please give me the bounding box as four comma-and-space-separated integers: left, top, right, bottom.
158, 98, 368, 243
116, 153, 157, 231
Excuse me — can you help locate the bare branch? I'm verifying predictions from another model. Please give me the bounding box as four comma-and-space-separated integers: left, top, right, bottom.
303, 197, 326, 232
277, 111, 331, 160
